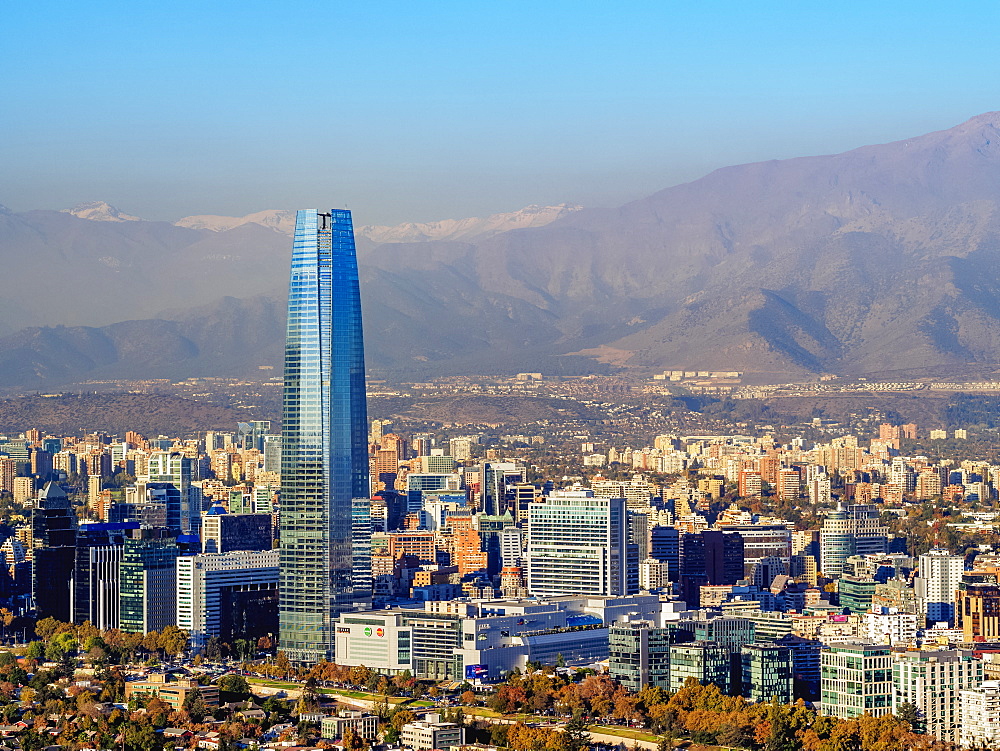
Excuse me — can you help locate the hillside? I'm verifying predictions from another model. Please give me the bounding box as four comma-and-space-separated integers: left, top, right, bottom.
6, 113, 1000, 385
0, 393, 273, 437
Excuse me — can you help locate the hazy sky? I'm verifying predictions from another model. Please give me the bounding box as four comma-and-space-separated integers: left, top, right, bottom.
4, 1, 1000, 225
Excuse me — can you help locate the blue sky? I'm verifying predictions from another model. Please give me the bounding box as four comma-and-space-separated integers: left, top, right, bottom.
3, 1, 999, 224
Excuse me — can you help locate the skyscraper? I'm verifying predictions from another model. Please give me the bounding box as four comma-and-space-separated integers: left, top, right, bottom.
279, 209, 371, 663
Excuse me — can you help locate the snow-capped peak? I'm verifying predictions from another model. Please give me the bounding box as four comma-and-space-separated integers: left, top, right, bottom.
61, 201, 143, 222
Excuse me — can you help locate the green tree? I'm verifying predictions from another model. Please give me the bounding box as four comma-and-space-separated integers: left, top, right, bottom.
894, 701, 921, 731
218, 674, 251, 696
124, 720, 162, 751
563, 712, 590, 751
183, 686, 207, 722
765, 700, 800, 751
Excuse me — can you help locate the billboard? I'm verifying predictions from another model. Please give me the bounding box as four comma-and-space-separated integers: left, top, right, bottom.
465, 664, 488, 680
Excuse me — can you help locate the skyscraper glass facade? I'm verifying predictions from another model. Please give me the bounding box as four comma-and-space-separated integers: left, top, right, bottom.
279, 209, 371, 663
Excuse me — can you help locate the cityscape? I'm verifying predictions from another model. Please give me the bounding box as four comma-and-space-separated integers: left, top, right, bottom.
0, 206, 998, 751
9, 3, 1000, 751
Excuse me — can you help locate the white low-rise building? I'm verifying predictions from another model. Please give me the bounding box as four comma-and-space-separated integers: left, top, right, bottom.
400, 715, 463, 751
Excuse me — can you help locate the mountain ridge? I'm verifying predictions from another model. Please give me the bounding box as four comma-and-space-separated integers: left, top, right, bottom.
6, 112, 1000, 386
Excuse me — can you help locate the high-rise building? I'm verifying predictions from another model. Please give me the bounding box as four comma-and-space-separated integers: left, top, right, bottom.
178, 549, 279, 651
956, 582, 1000, 642
741, 643, 793, 703
279, 209, 371, 663
820, 504, 889, 578
915, 548, 964, 624
71, 522, 136, 629
679, 530, 744, 607
609, 620, 677, 691
960, 680, 1000, 749
31, 482, 78, 621
893, 650, 982, 743
201, 508, 272, 554
146, 452, 200, 534
668, 641, 732, 693
526, 490, 628, 597
820, 643, 893, 719
119, 529, 179, 634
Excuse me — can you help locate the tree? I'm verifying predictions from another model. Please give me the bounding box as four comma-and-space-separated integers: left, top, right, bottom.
159, 625, 188, 657
342, 726, 368, 751
765, 699, 800, 751
563, 712, 590, 751
33, 617, 61, 642
894, 702, 920, 731
205, 636, 226, 660
183, 686, 207, 722
390, 709, 415, 732
124, 720, 162, 751
219, 674, 251, 696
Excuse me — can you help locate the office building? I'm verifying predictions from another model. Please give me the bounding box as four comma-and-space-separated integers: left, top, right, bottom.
320, 712, 378, 741
820, 504, 889, 578
774, 634, 822, 702
406, 473, 463, 515
178, 549, 279, 651
279, 209, 371, 663
679, 530, 744, 607
119, 529, 179, 634
400, 715, 463, 751
609, 620, 679, 691
526, 490, 628, 597
741, 643, 793, 703
715, 523, 792, 578
838, 576, 877, 614
201, 508, 272, 554
820, 643, 893, 719
668, 641, 732, 693
71, 522, 136, 629
649, 525, 680, 580
145, 452, 200, 534
893, 650, 982, 743
478, 462, 525, 516
31, 482, 78, 621
334, 594, 661, 682
957, 582, 1000, 642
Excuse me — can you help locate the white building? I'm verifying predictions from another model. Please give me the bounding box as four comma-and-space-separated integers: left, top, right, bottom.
400, 715, 463, 751
639, 558, 672, 591
893, 650, 982, 743
176, 549, 279, 650
915, 549, 964, 624
526, 490, 628, 597
960, 680, 1000, 748
862, 609, 920, 646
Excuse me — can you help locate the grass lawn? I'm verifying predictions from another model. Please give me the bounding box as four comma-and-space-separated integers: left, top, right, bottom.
589, 725, 661, 742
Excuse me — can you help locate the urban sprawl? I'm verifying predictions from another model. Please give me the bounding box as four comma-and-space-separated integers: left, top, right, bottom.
4, 210, 1000, 751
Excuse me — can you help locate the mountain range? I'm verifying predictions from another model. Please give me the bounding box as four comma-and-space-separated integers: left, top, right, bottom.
7, 112, 1000, 388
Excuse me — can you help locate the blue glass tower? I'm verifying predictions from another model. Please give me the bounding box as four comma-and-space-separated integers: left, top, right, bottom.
279, 209, 371, 664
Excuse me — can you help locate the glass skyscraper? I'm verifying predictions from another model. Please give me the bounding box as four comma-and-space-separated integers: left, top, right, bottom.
279, 209, 371, 663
